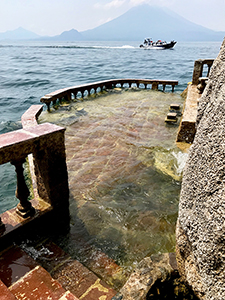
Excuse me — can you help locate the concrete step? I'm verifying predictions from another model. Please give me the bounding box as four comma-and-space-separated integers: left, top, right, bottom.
0, 245, 38, 287
33, 239, 125, 290
59, 291, 79, 300
0, 242, 117, 300
0, 280, 17, 300
9, 265, 67, 300
32, 240, 118, 300
0, 245, 79, 300
52, 259, 117, 300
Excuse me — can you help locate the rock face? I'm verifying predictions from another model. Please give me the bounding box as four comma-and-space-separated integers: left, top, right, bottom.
176, 37, 225, 299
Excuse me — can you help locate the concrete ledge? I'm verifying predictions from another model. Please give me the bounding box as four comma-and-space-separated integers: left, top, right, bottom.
176, 84, 201, 143
21, 105, 43, 128
0, 198, 53, 250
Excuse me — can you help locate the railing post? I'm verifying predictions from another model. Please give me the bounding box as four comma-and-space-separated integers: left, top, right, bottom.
192, 59, 203, 85
47, 102, 51, 112
152, 82, 158, 90
11, 158, 35, 218
32, 126, 69, 218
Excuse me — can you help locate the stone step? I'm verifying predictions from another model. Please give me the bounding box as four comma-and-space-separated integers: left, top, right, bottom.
0, 245, 39, 287
170, 103, 180, 110
9, 265, 67, 299
52, 259, 117, 300
33, 239, 125, 290
0, 280, 17, 300
31, 240, 118, 300
59, 291, 79, 300
0, 245, 79, 299
0, 242, 117, 300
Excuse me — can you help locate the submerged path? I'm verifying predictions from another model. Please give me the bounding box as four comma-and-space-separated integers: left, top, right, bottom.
40, 89, 185, 286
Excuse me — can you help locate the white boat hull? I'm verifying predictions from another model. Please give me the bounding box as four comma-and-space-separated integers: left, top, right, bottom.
140, 40, 177, 50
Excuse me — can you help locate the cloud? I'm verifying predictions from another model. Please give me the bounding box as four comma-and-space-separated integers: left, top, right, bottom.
129, 0, 148, 5
94, 0, 169, 11
129, 0, 173, 6
94, 0, 127, 9
105, 0, 126, 8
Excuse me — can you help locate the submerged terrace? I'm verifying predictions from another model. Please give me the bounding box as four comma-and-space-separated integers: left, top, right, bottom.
0, 77, 194, 299
38, 84, 187, 287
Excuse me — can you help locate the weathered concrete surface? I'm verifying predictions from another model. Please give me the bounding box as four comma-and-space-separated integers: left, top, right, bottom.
176, 84, 201, 143
176, 38, 225, 299
0, 280, 16, 300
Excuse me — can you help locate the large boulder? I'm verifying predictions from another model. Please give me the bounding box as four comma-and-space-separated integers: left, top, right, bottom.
176, 37, 225, 299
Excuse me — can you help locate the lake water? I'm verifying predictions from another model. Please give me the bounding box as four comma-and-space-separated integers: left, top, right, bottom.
0, 40, 222, 286
0, 40, 221, 212
0, 40, 221, 130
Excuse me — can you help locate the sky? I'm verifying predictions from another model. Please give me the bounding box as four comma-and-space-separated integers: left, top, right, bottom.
0, 0, 225, 36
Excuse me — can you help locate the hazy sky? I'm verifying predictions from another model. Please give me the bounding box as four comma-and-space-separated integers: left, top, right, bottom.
0, 0, 225, 36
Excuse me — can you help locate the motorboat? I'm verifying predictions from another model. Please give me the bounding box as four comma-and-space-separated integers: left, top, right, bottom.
140, 38, 177, 49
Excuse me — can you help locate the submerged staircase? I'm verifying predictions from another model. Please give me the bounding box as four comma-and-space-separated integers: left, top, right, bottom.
0, 242, 117, 300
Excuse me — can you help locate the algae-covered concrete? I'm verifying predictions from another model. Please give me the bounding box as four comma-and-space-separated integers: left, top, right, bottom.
176, 38, 225, 299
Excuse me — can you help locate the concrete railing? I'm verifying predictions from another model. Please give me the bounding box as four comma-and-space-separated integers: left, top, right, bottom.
0, 105, 69, 243
176, 58, 215, 144
192, 59, 214, 91
40, 78, 178, 111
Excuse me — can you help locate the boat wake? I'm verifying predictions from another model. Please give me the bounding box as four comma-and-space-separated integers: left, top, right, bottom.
0, 44, 137, 50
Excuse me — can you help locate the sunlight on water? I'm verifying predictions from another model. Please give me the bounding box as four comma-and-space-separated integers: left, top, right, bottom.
40, 88, 186, 287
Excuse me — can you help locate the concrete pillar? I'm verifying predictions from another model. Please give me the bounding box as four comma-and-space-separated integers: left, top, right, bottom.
192, 59, 203, 85
32, 128, 69, 213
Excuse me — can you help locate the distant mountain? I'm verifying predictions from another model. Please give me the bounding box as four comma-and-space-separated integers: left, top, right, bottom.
81, 4, 225, 41
0, 27, 40, 40
0, 5, 224, 42
47, 29, 84, 41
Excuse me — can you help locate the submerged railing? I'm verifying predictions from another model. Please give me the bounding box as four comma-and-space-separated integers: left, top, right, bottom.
0, 105, 69, 241
40, 78, 178, 111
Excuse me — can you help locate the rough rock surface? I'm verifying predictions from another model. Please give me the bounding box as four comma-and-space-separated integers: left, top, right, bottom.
115, 253, 198, 300
115, 253, 177, 300
176, 37, 225, 300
